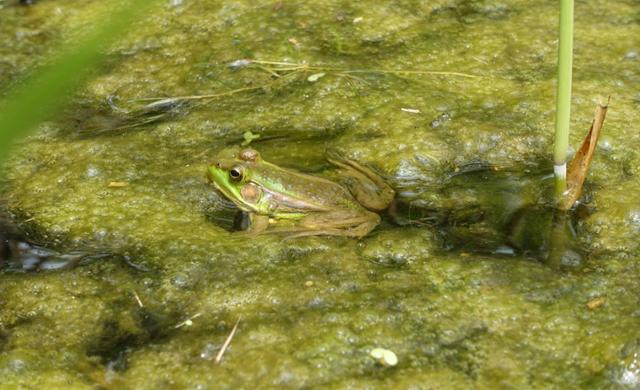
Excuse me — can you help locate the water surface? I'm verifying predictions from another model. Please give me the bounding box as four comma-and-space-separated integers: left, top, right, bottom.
1, 0, 639, 388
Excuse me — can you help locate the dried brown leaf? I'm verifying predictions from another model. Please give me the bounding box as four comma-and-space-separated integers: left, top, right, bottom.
559, 100, 609, 210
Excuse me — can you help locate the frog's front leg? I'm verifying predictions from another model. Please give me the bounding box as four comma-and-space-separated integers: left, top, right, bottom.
244, 214, 270, 235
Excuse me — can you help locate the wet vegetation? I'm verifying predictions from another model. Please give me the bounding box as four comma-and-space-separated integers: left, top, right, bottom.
1, 0, 640, 388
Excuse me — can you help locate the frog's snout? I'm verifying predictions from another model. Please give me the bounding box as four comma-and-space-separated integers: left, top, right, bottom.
206, 163, 220, 182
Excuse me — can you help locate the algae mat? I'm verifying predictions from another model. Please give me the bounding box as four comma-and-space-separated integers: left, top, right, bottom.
1, 0, 640, 388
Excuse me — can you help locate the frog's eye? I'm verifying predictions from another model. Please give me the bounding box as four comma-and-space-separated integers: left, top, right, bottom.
229, 167, 244, 182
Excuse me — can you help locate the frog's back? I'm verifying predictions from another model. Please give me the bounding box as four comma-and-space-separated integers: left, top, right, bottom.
251, 162, 361, 212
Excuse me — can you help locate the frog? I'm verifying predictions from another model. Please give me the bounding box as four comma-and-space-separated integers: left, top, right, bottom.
207, 147, 395, 238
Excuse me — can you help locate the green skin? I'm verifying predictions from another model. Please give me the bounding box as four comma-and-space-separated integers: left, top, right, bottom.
207, 147, 395, 238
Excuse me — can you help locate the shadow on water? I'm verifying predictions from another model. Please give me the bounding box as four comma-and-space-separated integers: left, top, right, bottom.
85, 306, 178, 373
390, 160, 589, 270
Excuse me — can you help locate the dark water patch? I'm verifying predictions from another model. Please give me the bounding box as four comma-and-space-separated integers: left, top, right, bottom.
0, 212, 154, 273
86, 306, 178, 372
203, 195, 240, 232
0, 319, 7, 353
431, 0, 515, 24
0, 243, 139, 273
390, 160, 590, 267
0, 222, 124, 273
50, 96, 190, 139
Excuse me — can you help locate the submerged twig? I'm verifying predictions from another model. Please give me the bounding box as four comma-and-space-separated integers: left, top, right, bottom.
174, 312, 202, 328
128, 69, 304, 115
215, 317, 241, 364
132, 290, 144, 308
110, 59, 478, 134
249, 59, 479, 78
132, 85, 266, 103
130, 59, 478, 110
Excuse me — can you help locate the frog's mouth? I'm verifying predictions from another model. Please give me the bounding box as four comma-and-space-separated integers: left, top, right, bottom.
207, 165, 257, 213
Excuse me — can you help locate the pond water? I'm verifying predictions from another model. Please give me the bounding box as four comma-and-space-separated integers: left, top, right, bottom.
1, 0, 639, 388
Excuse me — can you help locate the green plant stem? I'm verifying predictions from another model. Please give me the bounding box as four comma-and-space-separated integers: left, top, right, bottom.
553, 0, 574, 201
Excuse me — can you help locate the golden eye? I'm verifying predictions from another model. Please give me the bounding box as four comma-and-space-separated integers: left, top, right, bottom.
229, 167, 243, 181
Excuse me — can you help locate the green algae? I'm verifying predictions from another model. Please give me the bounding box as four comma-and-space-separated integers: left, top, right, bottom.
1, 0, 640, 388
0, 0, 161, 162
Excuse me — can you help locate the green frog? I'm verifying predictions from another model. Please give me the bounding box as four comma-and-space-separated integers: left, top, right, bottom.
207, 147, 395, 238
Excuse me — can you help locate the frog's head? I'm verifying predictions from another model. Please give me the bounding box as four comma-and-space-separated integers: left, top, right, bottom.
208, 147, 267, 213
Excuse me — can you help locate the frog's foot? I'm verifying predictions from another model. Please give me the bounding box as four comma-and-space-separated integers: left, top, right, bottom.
327, 156, 395, 211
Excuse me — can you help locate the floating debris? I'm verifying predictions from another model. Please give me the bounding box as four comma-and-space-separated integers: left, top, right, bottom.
175, 312, 202, 328
431, 112, 450, 128
227, 59, 251, 70
108, 181, 129, 188
307, 72, 326, 82
241, 131, 261, 146
586, 296, 606, 310
287, 37, 300, 50
401, 108, 420, 114
370, 348, 398, 367
132, 290, 144, 308
216, 318, 241, 364
559, 100, 609, 211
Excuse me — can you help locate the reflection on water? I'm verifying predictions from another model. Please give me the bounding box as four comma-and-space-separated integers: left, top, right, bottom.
1, 222, 109, 272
